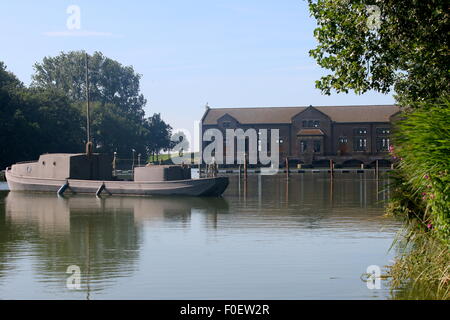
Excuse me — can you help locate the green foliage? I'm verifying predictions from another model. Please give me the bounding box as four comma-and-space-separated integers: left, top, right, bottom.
1, 52, 174, 169
143, 113, 173, 158
389, 100, 450, 242
308, 0, 449, 104
0, 63, 84, 168
32, 51, 173, 160
32, 51, 146, 117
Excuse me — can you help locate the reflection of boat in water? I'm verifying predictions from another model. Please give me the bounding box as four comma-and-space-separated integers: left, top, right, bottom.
5, 191, 230, 226
3, 191, 229, 299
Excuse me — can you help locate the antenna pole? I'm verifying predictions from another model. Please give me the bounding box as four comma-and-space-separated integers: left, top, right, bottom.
85, 53, 91, 145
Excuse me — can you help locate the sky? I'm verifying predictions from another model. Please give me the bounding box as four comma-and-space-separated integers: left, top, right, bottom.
1, 0, 394, 137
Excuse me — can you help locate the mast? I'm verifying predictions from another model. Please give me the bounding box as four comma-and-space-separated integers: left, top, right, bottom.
85, 52, 92, 155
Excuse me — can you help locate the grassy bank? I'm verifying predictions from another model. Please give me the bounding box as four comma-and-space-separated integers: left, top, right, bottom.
148, 152, 200, 164
387, 224, 449, 299
386, 99, 449, 299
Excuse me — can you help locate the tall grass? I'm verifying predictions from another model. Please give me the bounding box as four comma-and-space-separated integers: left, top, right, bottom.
386, 98, 449, 299
389, 99, 450, 242
388, 226, 449, 300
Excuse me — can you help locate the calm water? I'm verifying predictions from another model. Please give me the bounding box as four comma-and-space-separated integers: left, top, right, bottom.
0, 173, 401, 299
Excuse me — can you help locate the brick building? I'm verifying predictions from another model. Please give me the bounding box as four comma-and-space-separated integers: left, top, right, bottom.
201, 105, 400, 167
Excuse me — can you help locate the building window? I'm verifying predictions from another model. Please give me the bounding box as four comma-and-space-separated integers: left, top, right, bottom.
303, 120, 320, 128
376, 137, 390, 152
338, 137, 348, 144
353, 137, 367, 151
300, 140, 308, 152
376, 128, 390, 135
313, 141, 321, 153
222, 121, 231, 128
353, 128, 368, 135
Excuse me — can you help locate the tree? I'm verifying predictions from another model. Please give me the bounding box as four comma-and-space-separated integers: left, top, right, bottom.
74, 101, 148, 157
0, 62, 84, 168
32, 51, 146, 118
32, 51, 154, 159
308, 0, 449, 105
143, 113, 172, 161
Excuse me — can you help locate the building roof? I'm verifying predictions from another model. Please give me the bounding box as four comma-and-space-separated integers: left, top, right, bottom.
297, 129, 324, 136
202, 105, 400, 125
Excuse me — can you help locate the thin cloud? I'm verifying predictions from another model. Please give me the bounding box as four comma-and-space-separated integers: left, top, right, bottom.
43, 30, 123, 38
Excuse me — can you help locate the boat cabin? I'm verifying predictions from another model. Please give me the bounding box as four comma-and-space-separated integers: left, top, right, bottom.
10, 153, 113, 180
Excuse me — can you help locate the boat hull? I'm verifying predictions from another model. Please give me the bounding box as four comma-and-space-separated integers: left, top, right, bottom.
5, 169, 229, 197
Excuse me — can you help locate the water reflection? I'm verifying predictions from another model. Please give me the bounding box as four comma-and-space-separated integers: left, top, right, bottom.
1, 191, 228, 298
0, 173, 400, 299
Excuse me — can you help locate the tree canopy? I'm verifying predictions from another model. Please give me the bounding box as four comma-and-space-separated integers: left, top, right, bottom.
0, 63, 84, 168
0, 52, 174, 169
32, 51, 146, 118
308, 0, 449, 104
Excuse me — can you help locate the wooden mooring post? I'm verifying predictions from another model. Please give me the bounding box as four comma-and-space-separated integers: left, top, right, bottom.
243, 153, 248, 180
329, 159, 334, 178
376, 159, 379, 179
285, 158, 289, 178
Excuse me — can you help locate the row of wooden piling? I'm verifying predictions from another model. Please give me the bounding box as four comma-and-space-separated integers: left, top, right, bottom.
200, 158, 388, 179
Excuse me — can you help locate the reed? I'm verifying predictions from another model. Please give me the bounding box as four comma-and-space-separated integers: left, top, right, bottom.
387, 226, 449, 300
389, 99, 450, 242
386, 98, 450, 299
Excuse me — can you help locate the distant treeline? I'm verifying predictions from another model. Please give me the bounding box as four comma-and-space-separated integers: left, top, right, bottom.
0, 51, 173, 169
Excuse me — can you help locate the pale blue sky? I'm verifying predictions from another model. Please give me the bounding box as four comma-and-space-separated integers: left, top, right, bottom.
1, 0, 394, 133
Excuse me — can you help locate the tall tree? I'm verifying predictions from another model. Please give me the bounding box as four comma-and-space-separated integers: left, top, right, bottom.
308, 0, 449, 105
74, 101, 148, 157
143, 113, 172, 160
0, 62, 84, 168
32, 51, 147, 118
32, 51, 153, 158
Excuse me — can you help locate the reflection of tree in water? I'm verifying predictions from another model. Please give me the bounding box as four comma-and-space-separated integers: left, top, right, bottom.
0, 192, 33, 279
37, 208, 141, 297
2, 192, 229, 298
0, 191, 49, 281
3, 192, 141, 297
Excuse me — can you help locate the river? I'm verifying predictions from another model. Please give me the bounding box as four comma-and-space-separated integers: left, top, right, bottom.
0, 172, 401, 299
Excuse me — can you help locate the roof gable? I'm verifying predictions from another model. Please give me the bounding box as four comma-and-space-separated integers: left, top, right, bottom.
292, 105, 331, 121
